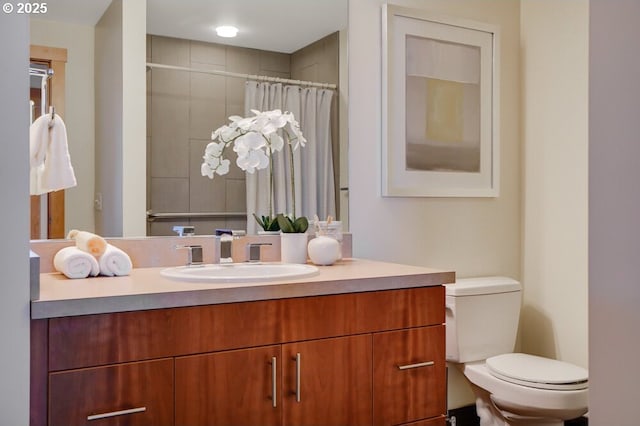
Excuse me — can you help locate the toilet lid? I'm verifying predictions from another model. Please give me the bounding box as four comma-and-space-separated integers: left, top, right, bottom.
486, 353, 588, 391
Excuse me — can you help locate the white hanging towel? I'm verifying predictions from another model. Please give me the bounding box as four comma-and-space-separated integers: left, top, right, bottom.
29, 113, 77, 195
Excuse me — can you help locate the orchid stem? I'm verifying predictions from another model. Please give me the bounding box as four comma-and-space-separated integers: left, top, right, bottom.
269, 147, 274, 217
288, 137, 296, 217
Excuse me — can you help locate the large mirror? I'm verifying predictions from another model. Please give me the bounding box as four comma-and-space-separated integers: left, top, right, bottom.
29, 0, 348, 239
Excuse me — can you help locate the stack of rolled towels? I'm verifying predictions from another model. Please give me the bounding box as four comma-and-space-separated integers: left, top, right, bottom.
53, 230, 133, 279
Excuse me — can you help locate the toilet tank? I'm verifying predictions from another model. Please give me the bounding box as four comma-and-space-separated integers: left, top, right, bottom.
445, 277, 522, 363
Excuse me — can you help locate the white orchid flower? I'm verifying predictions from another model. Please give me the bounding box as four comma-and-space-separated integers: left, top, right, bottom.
204, 108, 307, 217
204, 141, 225, 157
201, 162, 215, 179
237, 148, 269, 173
216, 158, 231, 175
234, 132, 266, 156
269, 133, 284, 152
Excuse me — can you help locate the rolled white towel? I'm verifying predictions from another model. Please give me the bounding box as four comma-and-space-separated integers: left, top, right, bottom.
67, 229, 107, 257
53, 246, 100, 279
98, 244, 133, 277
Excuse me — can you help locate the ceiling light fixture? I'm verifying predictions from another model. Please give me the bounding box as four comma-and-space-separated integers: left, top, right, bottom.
215, 26, 239, 38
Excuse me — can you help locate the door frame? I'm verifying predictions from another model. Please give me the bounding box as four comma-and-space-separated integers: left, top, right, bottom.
30, 45, 67, 239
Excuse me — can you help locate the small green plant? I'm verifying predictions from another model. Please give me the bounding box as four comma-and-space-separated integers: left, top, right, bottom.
276, 214, 309, 233
253, 214, 281, 232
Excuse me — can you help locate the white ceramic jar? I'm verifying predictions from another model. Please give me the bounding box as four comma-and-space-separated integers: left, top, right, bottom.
307, 236, 340, 266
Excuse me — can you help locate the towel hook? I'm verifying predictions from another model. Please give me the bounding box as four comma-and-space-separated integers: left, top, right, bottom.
48, 105, 56, 127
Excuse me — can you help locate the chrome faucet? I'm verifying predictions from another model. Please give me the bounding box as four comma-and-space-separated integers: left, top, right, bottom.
213, 230, 246, 263
175, 245, 203, 266
246, 242, 272, 262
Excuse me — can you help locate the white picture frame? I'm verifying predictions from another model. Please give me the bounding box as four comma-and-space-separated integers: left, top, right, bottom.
381, 5, 500, 197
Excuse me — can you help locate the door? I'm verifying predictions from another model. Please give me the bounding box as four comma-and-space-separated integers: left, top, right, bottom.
175, 345, 282, 426
282, 335, 372, 426
30, 45, 67, 239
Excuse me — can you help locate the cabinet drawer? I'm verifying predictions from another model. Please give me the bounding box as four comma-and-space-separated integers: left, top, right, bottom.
48, 358, 174, 426
373, 326, 446, 426
282, 286, 444, 342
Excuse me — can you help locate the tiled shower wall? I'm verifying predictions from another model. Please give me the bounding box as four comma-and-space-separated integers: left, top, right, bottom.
147, 34, 340, 236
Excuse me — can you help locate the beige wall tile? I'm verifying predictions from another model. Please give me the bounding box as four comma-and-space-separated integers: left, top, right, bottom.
150, 177, 190, 213
226, 78, 245, 108
150, 94, 190, 177
226, 179, 247, 212
189, 139, 226, 212
150, 35, 190, 66
226, 46, 260, 73
189, 65, 226, 139
190, 40, 226, 65
260, 51, 291, 73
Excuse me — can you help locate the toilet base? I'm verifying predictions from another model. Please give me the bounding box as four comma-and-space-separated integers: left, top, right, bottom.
471, 384, 564, 426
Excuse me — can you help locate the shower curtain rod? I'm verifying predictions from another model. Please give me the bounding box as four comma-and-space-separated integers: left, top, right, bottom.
146, 62, 337, 90
29, 67, 53, 78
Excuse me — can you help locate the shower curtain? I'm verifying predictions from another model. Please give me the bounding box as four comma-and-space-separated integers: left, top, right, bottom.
244, 81, 336, 234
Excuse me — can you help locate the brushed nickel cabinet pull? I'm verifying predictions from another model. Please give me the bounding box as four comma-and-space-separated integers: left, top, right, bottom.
295, 352, 301, 402
87, 407, 146, 421
271, 356, 277, 408
397, 361, 435, 370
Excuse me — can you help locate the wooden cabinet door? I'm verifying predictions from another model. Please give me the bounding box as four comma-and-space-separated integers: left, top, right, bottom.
175, 345, 281, 426
373, 326, 446, 426
282, 335, 372, 426
48, 358, 174, 426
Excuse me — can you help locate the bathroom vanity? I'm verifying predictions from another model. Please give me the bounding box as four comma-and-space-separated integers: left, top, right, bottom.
30, 258, 453, 426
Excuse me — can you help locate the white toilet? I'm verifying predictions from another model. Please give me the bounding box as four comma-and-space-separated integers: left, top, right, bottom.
445, 277, 588, 426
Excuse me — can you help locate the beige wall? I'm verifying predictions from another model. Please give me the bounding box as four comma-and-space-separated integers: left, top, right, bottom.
30, 19, 96, 234
349, 0, 522, 409
95, 0, 147, 237
520, 1, 589, 368
349, 0, 591, 411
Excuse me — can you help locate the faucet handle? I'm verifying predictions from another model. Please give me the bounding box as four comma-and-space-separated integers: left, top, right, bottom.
246, 242, 272, 262
175, 245, 203, 266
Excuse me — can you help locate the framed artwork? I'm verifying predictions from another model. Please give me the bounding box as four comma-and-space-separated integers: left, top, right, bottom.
382, 5, 500, 197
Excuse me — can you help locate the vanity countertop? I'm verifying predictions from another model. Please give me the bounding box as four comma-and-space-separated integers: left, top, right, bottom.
31, 259, 455, 319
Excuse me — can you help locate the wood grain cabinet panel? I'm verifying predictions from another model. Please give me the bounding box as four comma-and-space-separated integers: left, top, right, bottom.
48, 358, 173, 426
175, 345, 282, 426
35, 286, 447, 426
282, 335, 373, 426
400, 416, 447, 426
373, 326, 446, 426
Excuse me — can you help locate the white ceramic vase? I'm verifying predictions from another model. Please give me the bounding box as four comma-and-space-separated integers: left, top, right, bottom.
308, 236, 340, 266
280, 233, 308, 264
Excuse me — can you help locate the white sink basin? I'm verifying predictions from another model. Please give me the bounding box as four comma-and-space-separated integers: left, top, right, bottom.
160, 262, 319, 283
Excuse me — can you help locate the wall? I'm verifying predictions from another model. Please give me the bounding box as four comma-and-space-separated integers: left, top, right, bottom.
348, 0, 521, 408
95, 0, 147, 237
122, 0, 147, 236
0, 12, 30, 425
30, 19, 96, 234
589, 0, 640, 423
147, 35, 291, 236
520, 1, 589, 368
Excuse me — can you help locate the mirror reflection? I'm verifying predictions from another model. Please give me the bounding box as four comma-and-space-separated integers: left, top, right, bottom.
29, 0, 348, 239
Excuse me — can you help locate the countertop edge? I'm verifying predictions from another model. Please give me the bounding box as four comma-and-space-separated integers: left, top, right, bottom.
31, 261, 455, 319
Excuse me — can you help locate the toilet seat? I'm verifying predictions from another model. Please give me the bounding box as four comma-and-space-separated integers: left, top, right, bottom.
486, 353, 588, 391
